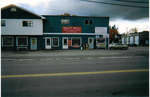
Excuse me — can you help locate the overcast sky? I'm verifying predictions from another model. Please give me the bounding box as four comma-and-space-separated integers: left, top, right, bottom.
0, 0, 149, 33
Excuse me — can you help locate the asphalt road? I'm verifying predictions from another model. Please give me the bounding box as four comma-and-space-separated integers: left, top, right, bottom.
1, 47, 149, 97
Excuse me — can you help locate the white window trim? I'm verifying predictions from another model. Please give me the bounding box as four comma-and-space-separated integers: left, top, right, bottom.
52, 37, 59, 47
62, 37, 68, 46
45, 37, 51, 46
71, 37, 82, 47
2, 36, 14, 47
16, 36, 28, 46
22, 21, 33, 27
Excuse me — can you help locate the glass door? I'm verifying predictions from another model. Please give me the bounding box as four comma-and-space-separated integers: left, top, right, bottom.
45, 37, 51, 49
62, 37, 68, 49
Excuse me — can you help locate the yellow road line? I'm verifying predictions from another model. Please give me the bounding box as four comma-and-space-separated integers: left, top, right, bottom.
1, 69, 149, 79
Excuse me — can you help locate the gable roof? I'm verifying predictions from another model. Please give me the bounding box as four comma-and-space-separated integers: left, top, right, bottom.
1, 4, 45, 19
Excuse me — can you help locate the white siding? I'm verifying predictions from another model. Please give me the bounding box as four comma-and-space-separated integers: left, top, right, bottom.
1, 19, 43, 35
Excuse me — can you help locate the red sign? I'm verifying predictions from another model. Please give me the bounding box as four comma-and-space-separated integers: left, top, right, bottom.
62, 26, 82, 33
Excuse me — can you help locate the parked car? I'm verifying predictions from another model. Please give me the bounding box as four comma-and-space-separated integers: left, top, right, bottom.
109, 43, 128, 50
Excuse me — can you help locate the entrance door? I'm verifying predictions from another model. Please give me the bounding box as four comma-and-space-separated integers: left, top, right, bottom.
88, 37, 94, 49
45, 37, 51, 49
62, 37, 68, 49
30, 38, 37, 50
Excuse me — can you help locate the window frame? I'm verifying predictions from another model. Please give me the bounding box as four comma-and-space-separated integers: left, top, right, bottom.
52, 37, 59, 47
22, 21, 33, 27
16, 36, 28, 46
71, 37, 81, 47
2, 36, 14, 47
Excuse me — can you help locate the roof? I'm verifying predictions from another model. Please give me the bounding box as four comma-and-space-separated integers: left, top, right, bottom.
42, 15, 109, 18
1, 4, 45, 19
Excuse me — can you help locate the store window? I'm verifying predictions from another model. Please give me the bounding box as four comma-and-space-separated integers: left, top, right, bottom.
61, 19, 70, 24
72, 38, 81, 47
52, 37, 59, 47
22, 21, 33, 27
2, 37, 14, 47
1, 20, 6, 27
17, 37, 28, 46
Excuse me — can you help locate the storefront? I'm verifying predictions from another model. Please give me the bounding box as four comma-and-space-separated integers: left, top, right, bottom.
1, 36, 42, 50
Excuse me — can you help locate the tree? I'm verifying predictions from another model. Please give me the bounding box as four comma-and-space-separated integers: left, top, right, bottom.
109, 25, 119, 43
129, 27, 138, 33
61, 13, 71, 16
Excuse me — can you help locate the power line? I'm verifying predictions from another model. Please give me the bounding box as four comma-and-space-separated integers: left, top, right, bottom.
113, 0, 149, 4
80, 0, 149, 8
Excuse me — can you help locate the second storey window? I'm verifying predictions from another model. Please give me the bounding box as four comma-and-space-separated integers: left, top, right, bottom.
22, 21, 33, 27
85, 20, 93, 25
1, 20, 6, 27
61, 19, 70, 24
85, 20, 89, 24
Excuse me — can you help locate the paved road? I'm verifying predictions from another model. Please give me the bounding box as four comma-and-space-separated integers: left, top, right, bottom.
1, 47, 149, 97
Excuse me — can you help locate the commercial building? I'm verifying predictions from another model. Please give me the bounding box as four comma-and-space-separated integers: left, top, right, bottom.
121, 31, 149, 46
1, 4, 45, 50
43, 15, 109, 50
1, 4, 109, 50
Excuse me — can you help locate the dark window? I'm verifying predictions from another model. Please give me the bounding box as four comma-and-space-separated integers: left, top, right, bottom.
1, 20, 6, 27
23, 21, 28, 26
22, 21, 33, 27
85, 20, 89, 24
85, 20, 93, 25
52, 37, 59, 47
17, 37, 28, 46
72, 38, 80, 47
90, 20, 93, 24
2, 37, 14, 47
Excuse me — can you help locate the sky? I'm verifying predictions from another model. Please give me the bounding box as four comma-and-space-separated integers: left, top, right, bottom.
0, 0, 149, 34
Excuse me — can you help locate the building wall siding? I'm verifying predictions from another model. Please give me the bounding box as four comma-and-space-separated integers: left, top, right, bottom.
43, 16, 109, 34
1, 19, 43, 35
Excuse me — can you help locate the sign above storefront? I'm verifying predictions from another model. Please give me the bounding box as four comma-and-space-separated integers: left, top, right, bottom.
95, 27, 107, 35
62, 26, 82, 33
